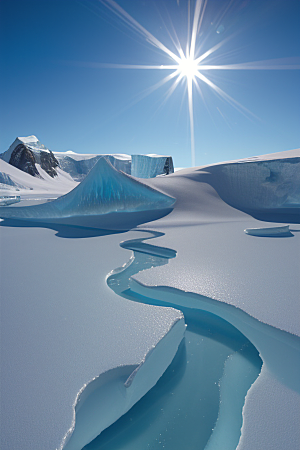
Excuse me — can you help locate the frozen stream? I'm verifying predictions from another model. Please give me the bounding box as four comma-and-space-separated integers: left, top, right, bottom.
84, 233, 263, 450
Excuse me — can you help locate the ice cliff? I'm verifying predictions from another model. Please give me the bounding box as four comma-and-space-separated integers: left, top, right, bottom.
205, 157, 300, 222
131, 155, 174, 178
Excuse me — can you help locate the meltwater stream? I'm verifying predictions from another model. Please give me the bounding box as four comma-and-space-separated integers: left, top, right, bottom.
84, 231, 262, 450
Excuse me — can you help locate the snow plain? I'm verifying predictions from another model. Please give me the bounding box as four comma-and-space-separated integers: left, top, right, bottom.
0, 149, 299, 450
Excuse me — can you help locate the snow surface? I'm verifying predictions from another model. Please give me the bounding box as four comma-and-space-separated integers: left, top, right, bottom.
0, 225, 184, 450
0, 148, 299, 450
0, 157, 77, 197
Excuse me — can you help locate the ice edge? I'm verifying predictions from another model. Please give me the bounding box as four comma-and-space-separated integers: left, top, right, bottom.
60, 312, 185, 450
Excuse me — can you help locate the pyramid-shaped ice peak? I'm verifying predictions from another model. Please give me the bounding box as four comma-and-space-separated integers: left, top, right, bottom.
0, 157, 175, 226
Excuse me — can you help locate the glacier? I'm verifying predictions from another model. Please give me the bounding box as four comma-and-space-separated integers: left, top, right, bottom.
93, 231, 298, 450
0, 157, 175, 229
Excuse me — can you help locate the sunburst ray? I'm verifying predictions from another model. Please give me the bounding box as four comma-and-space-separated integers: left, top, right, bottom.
81, 0, 300, 166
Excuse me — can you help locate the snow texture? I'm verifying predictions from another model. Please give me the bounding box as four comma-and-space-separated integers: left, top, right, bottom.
0, 225, 184, 450
0, 155, 77, 197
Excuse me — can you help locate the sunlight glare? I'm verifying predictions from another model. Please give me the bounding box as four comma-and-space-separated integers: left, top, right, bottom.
96, 0, 300, 167
178, 56, 199, 81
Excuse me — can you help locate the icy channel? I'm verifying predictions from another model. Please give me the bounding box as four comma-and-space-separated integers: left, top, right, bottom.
81, 233, 267, 449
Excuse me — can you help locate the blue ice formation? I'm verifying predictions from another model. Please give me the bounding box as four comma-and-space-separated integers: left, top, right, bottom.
72, 234, 264, 450
244, 225, 291, 236
82, 233, 299, 450
131, 155, 174, 179
0, 157, 175, 225
0, 195, 21, 206
61, 315, 185, 450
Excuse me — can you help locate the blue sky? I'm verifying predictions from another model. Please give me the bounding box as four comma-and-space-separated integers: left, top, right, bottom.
0, 0, 299, 168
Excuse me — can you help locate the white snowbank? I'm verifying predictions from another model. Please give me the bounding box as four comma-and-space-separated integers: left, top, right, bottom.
0, 158, 77, 197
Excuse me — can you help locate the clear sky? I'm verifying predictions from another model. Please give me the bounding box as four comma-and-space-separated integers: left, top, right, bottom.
0, 0, 299, 168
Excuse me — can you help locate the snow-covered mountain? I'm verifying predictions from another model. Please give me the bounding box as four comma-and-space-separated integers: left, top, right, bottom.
0, 136, 174, 186
1, 136, 60, 178
0, 157, 77, 197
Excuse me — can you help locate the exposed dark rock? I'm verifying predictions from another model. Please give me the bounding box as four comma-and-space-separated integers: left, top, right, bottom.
163, 156, 174, 175
8, 144, 59, 178
40, 150, 59, 177
9, 144, 40, 177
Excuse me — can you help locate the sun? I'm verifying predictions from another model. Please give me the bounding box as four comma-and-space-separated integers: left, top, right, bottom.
88, 0, 299, 167
178, 56, 199, 81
